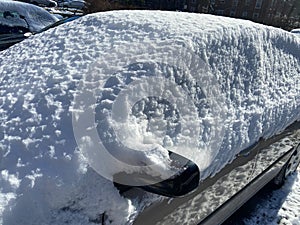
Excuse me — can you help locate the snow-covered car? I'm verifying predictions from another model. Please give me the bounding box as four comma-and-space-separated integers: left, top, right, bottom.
0, 1, 59, 50
0, 11, 299, 225
58, 0, 85, 9
17, 0, 57, 7
291, 28, 300, 36
0, 0, 58, 33
0, 2, 80, 51
36, 15, 80, 33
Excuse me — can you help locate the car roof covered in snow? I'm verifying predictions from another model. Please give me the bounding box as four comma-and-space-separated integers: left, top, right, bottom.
0, 11, 299, 225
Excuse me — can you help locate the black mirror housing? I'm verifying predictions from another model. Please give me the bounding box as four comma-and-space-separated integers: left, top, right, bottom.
114, 153, 200, 197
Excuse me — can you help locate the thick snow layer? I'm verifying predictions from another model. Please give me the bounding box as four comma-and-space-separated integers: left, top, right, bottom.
0, 0, 58, 32
0, 10, 299, 224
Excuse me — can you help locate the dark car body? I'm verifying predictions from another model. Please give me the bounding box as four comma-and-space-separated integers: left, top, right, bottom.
0, 33, 29, 51
0, 25, 30, 51
131, 121, 300, 225
0, 16, 80, 51
0, 1, 77, 51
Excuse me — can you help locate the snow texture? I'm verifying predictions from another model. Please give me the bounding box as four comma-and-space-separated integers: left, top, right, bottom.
0, 10, 299, 224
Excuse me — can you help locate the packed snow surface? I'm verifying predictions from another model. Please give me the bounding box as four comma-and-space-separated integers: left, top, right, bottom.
0, 10, 299, 224
0, 0, 58, 32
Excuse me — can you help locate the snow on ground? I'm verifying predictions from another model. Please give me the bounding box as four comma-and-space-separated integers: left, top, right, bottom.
243, 168, 300, 225
224, 168, 300, 225
0, 0, 58, 32
0, 10, 299, 224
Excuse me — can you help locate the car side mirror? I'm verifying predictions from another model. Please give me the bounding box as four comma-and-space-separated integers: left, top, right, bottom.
114, 152, 200, 197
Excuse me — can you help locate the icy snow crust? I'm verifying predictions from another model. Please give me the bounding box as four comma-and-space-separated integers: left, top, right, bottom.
0, 0, 58, 32
0, 10, 299, 224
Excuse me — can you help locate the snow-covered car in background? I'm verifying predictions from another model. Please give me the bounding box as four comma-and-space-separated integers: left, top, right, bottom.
0, 0, 58, 32
0, 2, 81, 51
17, 0, 57, 7
0, 0, 58, 50
291, 28, 300, 37
36, 15, 80, 32
0, 11, 299, 225
58, 0, 85, 9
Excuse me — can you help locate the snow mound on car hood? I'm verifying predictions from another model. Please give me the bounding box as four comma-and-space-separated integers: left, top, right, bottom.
0, 10, 299, 224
